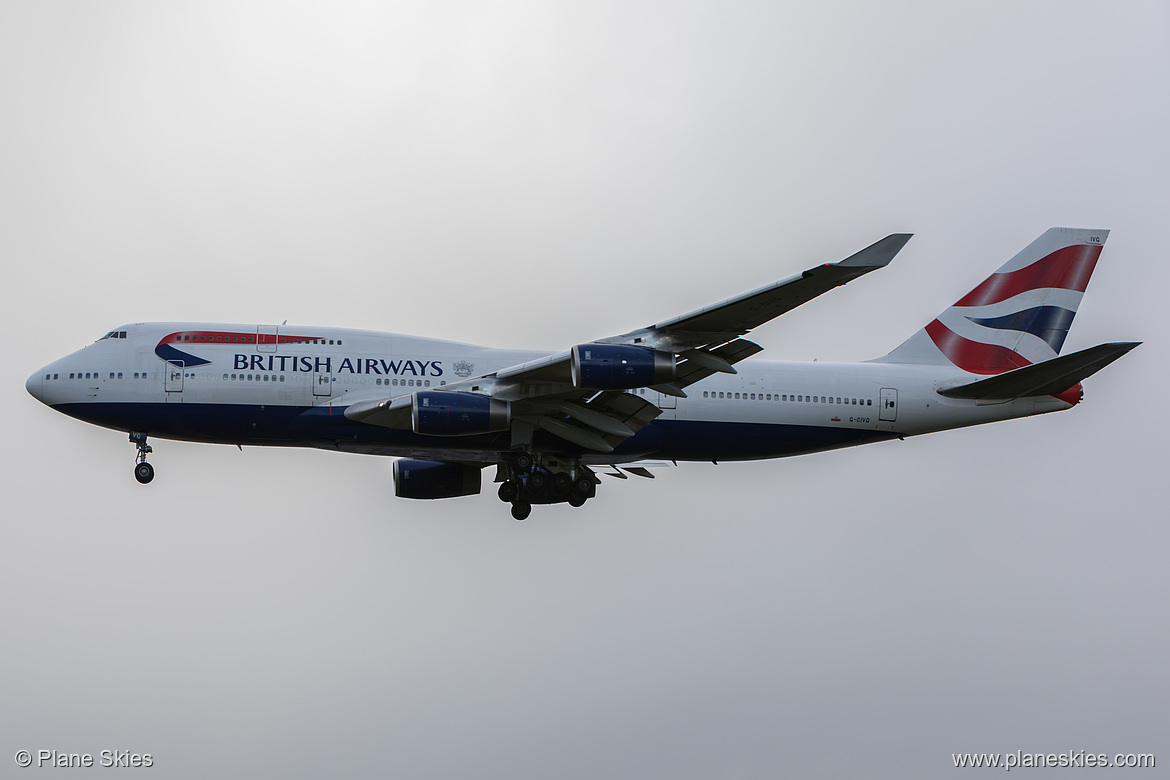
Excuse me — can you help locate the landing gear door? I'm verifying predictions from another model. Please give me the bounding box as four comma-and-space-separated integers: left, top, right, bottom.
879, 388, 897, 422
165, 362, 184, 393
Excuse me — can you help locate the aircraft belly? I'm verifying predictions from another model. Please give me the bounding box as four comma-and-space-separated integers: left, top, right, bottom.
50, 401, 897, 462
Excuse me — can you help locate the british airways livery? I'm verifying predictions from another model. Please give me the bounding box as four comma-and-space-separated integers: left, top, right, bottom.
26, 228, 1138, 520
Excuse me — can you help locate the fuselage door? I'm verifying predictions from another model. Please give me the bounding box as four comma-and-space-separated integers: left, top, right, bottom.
165, 362, 185, 393
312, 372, 332, 397
257, 325, 279, 353
879, 388, 898, 422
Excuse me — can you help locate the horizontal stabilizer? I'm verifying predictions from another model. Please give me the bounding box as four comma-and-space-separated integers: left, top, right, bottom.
937, 342, 1140, 400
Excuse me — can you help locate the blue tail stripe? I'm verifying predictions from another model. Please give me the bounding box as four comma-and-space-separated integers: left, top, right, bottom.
967, 306, 1075, 352
154, 343, 212, 367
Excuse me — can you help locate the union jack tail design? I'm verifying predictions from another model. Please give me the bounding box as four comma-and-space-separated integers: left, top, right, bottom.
882, 228, 1107, 374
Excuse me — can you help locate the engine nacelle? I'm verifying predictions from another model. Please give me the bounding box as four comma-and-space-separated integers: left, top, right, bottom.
411, 391, 510, 436
393, 458, 482, 499
570, 343, 676, 390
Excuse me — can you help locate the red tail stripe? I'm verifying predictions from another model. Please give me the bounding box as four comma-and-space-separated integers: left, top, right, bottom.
954, 244, 1102, 307
925, 320, 1032, 375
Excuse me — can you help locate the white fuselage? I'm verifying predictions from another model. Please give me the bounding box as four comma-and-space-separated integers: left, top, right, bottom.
26, 322, 1074, 465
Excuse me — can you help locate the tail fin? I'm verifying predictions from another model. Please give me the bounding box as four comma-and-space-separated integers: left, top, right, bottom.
881, 228, 1108, 374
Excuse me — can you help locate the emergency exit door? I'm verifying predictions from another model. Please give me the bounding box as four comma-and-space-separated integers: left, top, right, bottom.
879, 388, 897, 422
165, 362, 184, 393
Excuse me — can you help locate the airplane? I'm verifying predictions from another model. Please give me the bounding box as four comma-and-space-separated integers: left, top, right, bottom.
25, 227, 1138, 520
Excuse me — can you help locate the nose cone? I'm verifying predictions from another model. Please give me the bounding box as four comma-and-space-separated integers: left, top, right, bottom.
26, 369, 44, 404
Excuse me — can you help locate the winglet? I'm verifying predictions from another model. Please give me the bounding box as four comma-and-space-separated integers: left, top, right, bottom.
836, 233, 913, 268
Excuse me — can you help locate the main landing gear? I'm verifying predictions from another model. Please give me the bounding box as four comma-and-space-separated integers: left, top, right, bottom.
129, 431, 154, 484
497, 453, 597, 521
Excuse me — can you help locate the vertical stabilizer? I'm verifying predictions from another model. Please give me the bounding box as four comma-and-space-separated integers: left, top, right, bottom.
879, 228, 1108, 374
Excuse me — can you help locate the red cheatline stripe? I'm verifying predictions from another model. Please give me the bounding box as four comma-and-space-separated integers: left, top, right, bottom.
159, 331, 320, 346
925, 320, 1032, 375
954, 244, 1102, 307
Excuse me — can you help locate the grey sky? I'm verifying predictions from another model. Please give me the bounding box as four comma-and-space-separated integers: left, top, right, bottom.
2, 2, 1167, 777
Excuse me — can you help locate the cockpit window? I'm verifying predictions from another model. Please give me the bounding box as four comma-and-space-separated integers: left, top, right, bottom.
97, 330, 128, 341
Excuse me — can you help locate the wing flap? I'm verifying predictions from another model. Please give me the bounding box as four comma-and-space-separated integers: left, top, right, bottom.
673, 339, 765, 389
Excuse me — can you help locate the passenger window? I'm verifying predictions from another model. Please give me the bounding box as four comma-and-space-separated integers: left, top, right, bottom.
279, 375, 285, 382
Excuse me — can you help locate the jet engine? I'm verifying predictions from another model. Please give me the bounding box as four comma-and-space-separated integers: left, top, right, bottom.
570, 343, 676, 390
393, 459, 482, 499
411, 391, 510, 436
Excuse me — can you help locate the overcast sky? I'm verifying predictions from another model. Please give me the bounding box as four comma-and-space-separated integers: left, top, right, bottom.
2, 2, 1167, 778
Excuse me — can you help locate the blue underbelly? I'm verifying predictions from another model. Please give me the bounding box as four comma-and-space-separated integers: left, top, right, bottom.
52, 402, 896, 461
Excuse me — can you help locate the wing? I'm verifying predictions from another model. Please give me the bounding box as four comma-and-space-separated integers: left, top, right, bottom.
346, 234, 912, 453
606, 232, 913, 351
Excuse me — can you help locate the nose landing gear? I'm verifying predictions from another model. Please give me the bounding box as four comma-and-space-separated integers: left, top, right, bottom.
129, 431, 154, 484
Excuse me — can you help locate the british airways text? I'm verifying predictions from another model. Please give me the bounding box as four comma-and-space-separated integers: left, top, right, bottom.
233, 354, 443, 376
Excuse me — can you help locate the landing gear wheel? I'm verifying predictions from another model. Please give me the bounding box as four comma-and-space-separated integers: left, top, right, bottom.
568, 494, 586, 508
130, 432, 154, 484
527, 471, 547, 491
553, 472, 571, 491
511, 501, 532, 521
497, 481, 519, 503
514, 453, 534, 473
574, 477, 593, 494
